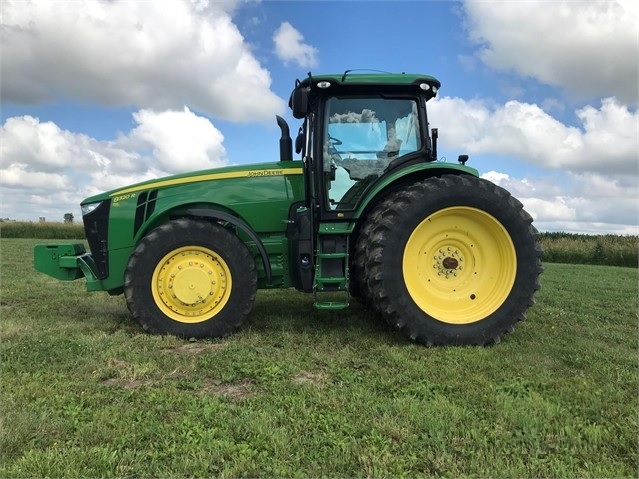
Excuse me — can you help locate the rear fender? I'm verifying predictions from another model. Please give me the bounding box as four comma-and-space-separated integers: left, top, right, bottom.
355, 163, 479, 219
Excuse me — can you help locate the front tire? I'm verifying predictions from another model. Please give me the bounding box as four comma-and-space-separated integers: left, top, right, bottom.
361, 175, 542, 345
124, 219, 257, 338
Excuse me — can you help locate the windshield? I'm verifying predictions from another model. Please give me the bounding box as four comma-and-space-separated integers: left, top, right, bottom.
323, 97, 421, 210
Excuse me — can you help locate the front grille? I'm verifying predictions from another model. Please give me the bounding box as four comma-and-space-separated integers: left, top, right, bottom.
82, 200, 111, 279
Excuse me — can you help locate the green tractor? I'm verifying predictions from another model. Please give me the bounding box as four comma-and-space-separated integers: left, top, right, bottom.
34, 72, 542, 345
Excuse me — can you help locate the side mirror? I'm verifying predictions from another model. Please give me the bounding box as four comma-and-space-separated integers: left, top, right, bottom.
290, 86, 309, 119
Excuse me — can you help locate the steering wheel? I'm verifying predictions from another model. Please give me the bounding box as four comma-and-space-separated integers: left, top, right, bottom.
328, 136, 342, 146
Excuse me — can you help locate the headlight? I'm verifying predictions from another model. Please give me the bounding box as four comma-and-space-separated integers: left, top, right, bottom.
81, 201, 103, 216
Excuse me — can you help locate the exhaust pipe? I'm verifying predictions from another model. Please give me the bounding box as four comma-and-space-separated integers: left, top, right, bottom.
276, 115, 293, 162
431, 127, 438, 162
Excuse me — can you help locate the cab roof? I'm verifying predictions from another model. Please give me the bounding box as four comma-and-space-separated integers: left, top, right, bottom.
299, 71, 441, 90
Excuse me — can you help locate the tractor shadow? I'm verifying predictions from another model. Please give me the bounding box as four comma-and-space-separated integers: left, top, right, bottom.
58, 288, 408, 345
246, 289, 408, 346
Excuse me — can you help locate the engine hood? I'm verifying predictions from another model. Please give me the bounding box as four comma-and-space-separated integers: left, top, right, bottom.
81, 161, 301, 205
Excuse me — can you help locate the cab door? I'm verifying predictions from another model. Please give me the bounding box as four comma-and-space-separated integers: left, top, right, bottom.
318, 95, 424, 219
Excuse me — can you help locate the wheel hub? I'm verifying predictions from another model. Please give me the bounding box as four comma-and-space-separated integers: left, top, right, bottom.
152, 247, 231, 323
433, 247, 464, 279
170, 262, 219, 305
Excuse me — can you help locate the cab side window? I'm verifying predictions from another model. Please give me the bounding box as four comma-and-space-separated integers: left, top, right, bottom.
323, 97, 420, 210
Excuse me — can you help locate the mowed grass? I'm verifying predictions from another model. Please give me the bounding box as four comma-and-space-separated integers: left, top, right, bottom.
1, 238, 637, 478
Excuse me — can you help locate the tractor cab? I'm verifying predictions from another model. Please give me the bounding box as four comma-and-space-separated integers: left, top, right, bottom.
282, 72, 448, 305
288, 72, 441, 221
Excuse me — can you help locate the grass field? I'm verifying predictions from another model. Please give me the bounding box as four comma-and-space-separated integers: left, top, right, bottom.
1, 238, 638, 477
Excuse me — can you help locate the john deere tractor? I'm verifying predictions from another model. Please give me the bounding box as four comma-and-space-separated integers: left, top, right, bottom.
34, 72, 542, 345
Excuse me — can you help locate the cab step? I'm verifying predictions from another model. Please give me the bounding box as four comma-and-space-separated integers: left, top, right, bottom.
313, 299, 350, 310
313, 230, 350, 310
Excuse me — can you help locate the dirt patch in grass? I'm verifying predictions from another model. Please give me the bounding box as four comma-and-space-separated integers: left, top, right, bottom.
102, 378, 147, 389
197, 378, 255, 400
0, 317, 20, 341
163, 342, 228, 355
291, 371, 327, 386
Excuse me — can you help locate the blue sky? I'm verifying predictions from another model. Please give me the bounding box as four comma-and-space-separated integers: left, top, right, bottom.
1, 0, 638, 234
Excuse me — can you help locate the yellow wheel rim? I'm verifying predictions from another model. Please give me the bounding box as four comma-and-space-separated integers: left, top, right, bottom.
151, 246, 232, 324
402, 207, 516, 324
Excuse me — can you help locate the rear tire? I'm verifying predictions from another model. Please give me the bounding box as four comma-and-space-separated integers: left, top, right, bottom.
124, 219, 257, 338
351, 217, 376, 304
360, 175, 542, 345
352, 206, 386, 312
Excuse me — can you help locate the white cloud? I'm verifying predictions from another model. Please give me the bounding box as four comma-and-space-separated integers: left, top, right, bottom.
463, 0, 639, 104
0, 109, 229, 221
430, 96, 639, 176
273, 22, 319, 68
521, 197, 576, 223
430, 92, 638, 233
481, 171, 510, 185
190, 0, 248, 17
481, 171, 638, 234
1, 163, 71, 190
0, 116, 78, 170
127, 107, 227, 172
0, 0, 284, 121
0, 116, 126, 176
